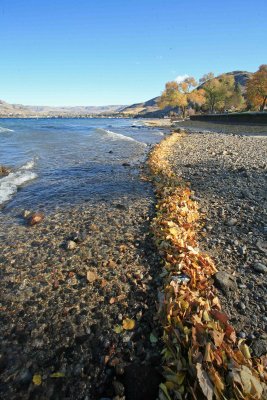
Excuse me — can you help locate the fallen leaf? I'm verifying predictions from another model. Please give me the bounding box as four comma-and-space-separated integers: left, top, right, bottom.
114, 325, 123, 334
211, 330, 225, 347
32, 374, 42, 385
196, 363, 214, 400
50, 372, 65, 378
210, 310, 228, 325
122, 318, 135, 330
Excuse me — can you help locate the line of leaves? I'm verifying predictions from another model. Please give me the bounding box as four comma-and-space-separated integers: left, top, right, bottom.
147, 131, 266, 400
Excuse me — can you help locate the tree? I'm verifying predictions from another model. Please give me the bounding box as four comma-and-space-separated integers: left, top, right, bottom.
202, 75, 235, 113
246, 65, 267, 111
188, 89, 206, 109
158, 77, 198, 118
199, 72, 215, 84
226, 83, 245, 111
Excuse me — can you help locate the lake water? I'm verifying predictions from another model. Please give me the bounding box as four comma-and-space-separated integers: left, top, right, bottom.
0, 118, 165, 215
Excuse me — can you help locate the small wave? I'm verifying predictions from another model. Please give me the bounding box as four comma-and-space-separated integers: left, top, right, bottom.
20, 159, 36, 170
95, 128, 147, 147
0, 161, 37, 205
0, 126, 14, 133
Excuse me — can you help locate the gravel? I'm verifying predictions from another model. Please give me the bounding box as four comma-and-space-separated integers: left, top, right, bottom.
167, 128, 267, 351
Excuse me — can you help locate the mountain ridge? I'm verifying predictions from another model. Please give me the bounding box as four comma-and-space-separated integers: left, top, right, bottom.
0, 100, 125, 117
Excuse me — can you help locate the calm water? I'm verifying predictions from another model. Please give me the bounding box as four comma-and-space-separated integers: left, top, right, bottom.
0, 118, 165, 214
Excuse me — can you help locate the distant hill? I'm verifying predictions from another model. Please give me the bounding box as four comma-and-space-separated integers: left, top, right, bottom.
121, 71, 252, 117
0, 100, 125, 117
0, 71, 253, 118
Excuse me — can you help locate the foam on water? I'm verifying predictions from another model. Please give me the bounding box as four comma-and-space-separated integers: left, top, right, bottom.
95, 128, 147, 147
0, 126, 14, 133
20, 159, 36, 170
0, 161, 37, 205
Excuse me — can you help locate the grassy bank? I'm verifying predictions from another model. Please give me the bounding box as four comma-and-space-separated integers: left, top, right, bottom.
147, 131, 266, 400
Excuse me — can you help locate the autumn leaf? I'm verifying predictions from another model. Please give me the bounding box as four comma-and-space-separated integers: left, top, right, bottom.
196, 363, 214, 400
50, 372, 65, 378
32, 374, 42, 385
114, 325, 123, 334
122, 318, 135, 330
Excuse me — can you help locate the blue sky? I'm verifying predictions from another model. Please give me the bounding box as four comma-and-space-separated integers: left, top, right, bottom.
0, 0, 266, 106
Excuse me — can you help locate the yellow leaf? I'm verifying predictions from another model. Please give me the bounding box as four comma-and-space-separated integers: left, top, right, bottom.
114, 324, 123, 334
32, 374, 42, 385
50, 372, 65, 378
203, 310, 210, 322
122, 318, 135, 330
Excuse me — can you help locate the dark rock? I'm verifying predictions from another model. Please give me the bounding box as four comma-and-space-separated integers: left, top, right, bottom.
0, 354, 8, 373
69, 230, 87, 243
17, 368, 32, 386
214, 271, 237, 295
112, 380, 125, 396
122, 363, 162, 400
251, 338, 267, 357
115, 204, 127, 211
27, 212, 45, 226
122, 163, 131, 167
0, 165, 11, 176
253, 263, 267, 274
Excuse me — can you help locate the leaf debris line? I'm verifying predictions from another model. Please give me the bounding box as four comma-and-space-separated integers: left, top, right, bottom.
147, 131, 267, 400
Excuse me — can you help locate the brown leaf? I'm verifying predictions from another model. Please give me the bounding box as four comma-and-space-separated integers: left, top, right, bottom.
210, 310, 228, 325
211, 330, 225, 347
196, 363, 214, 400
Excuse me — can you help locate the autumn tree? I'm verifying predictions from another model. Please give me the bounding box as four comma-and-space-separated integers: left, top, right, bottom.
188, 89, 206, 110
199, 72, 215, 84
246, 64, 267, 111
158, 77, 198, 118
202, 74, 235, 113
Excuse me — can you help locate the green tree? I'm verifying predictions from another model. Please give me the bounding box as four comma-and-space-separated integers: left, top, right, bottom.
226, 83, 244, 111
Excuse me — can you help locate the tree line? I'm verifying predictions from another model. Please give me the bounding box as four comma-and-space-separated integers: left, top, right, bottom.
158, 65, 267, 116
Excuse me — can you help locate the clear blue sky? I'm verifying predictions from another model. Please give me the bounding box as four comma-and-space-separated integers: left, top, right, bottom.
0, 0, 266, 106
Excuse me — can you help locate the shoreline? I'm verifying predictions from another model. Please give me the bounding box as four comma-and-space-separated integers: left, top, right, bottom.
0, 134, 163, 399
1, 122, 266, 399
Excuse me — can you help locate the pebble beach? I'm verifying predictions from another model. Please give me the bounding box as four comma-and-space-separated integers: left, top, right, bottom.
0, 118, 267, 399
167, 126, 267, 358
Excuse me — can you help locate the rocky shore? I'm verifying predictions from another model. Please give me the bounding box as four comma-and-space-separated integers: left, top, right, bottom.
166, 130, 267, 357
0, 188, 162, 399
